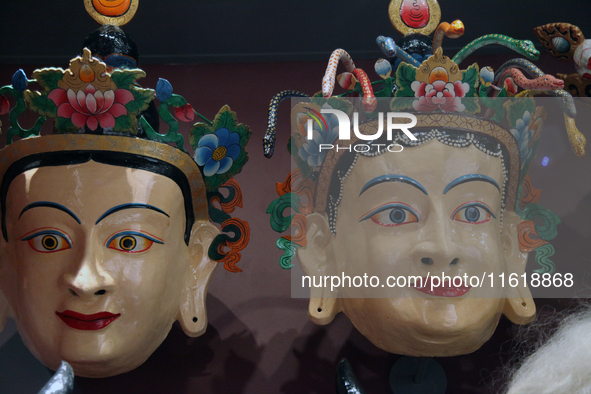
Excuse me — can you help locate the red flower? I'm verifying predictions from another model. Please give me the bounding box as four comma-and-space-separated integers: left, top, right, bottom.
48, 85, 134, 130
175, 103, 195, 122
411, 80, 469, 112
0, 94, 9, 115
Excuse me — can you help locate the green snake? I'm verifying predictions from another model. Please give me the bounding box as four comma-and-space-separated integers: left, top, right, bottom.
452, 34, 540, 65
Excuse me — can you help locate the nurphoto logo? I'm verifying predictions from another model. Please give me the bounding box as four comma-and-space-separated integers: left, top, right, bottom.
304, 107, 418, 153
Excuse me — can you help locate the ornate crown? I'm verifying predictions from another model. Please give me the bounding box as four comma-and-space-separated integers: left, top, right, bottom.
0, 0, 252, 272
264, 0, 571, 275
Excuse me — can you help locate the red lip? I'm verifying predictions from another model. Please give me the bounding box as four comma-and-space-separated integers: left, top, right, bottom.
412, 277, 471, 297
56, 310, 121, 330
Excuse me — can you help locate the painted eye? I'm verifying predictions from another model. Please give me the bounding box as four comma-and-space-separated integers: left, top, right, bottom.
106, 231, 163, 253
359, 203, 420, 227
452, 202, 496, 224
21, 230, 72, 253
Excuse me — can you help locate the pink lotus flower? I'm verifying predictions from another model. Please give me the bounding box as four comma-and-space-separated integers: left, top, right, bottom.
48, 84, 134, 130
411, 80, 469, 112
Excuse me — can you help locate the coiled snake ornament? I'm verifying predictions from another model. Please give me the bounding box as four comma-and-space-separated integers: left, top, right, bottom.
493, 58, 585, 156
453, 34, 540, 65
496, 68, 564, 91
322, 49, 377, 112
432, 20, 465, 52
264, 90, 310, 158
376, 36, 422, 67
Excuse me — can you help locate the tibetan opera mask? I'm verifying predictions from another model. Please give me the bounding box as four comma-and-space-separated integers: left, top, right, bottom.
0, 48, 251, 377
278, 108, 551, 357
265, 0, 577, 356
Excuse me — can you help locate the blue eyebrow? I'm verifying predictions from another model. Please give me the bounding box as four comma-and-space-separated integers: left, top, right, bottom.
95, 204, 170, 225
19, 202, 81, 224
443, 174, 501, 195
359, 175, 428, 196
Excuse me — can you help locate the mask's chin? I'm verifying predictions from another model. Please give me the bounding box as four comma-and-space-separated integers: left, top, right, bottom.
341, 297, 504, 357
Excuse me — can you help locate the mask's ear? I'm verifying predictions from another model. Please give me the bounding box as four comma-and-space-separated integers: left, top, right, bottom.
502, 210, 536, 325
177, 220, 220, 337
297, 213, 342, 325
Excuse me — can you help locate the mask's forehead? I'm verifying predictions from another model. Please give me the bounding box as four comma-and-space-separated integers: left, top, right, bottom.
314, 117, 520, 215
5, 162, 185, 237
0, 135, 209, 221
347, 140, 504, 197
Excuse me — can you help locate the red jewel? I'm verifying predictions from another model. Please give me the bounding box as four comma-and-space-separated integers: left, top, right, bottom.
400, 0, 430, 29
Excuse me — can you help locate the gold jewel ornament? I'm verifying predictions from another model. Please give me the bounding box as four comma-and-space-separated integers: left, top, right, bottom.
84, 0, 139, 26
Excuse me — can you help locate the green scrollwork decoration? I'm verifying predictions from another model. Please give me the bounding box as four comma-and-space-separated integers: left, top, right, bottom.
534, 244, 556, 274
277, 237, 299, 270
266, 193, 300, 233
520, 202, 561, 241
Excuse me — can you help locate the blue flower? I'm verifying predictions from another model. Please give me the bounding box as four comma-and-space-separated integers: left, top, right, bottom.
194, 127, 241, 176
511, 110, 534, 167
298, 104, 339, 167
375, 58, 393, 79
12, 69, 27, 92
156, 78, 173, 102
480, 66, 494, 87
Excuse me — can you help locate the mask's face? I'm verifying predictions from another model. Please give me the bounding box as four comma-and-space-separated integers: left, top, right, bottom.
0, 160, 217, 377
300, 140, 533, 356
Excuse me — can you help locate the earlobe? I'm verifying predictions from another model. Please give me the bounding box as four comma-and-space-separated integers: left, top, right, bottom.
178, 220, 219, 337
308, 297, 342, 325
298, 213, 342, 325
502, 211, 536, 325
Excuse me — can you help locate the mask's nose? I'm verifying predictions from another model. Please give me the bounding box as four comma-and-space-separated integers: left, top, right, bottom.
59, 246, 114, 298
410, 205, 462, 273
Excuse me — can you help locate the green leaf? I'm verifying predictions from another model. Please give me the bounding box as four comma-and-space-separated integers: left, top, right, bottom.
189, 123, 210, 148
463, 98, 480, 114
375, 78, 394, 97
217, 110, 235, 130
394, 63, 417, 97
310, 96, 328, 107
506, 98, 535, 128
32, 69, 64, 91
390, 97, 414, 111
326, 97, 354, 116
111, 69, 146, 89
24, 90, 57, 118
234, 123, 251, 145
461, 63, 479, 97
54, 116, 76, 133
114, 114, 137, 134
228, 150, 249, 179
125, 87, 154, 116
164, 94, 187, 107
